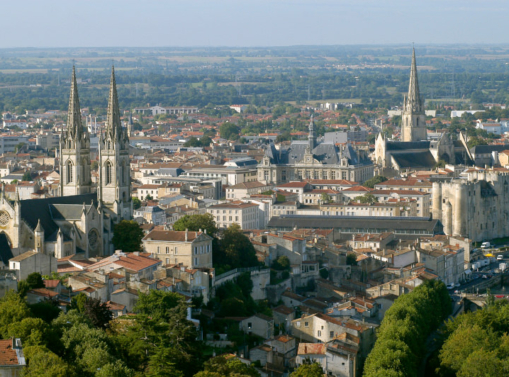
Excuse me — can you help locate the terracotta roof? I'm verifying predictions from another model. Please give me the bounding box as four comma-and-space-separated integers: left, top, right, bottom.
28, 288, 59, 298
0, 340, 20, 366
43, 280, 60, 288
297, 343, 326, 355
276, 182, 308, 188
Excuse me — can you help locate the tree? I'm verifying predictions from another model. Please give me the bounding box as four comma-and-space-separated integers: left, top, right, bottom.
184, 137, 201, 147
91, 161, 99, 171
26, 272, 44, 289
70, 292, 88, 313
467, 136, 488, 149
219, 123, 240, 141
353, 193, 377, 204
134, 290, 185, 322
195, 356, 260, 377
272, 256, 290, 271
215, 224, 259, 269
145, 193, 153, 201
321, 193, 331, 204
29, 300, 61, 323
132, 197, 142, 210
346, 253, 358, 266
0, 291, 31, 338
83, 298, 113, 329
173, 213, 218, 237
22, 346, 73, 377
22, 171, 32, 181
112, 220, 144, 252
290, 362, 323, 377
363, 175, 387, 188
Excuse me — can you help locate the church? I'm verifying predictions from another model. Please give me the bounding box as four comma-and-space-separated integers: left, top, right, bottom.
374, 49, 472, 171
0, 66, 132, 266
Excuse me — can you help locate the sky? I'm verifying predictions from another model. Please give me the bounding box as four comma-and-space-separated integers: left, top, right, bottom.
3, 0, 509, 48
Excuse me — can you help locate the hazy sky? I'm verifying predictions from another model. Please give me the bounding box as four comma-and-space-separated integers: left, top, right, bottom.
3, 0, 509, 48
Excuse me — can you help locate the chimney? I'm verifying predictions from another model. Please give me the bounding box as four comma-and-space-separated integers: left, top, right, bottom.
185, 228, 188, 242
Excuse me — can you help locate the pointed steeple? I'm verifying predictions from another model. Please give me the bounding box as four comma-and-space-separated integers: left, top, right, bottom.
35, 219, 43, 233
106, 66, 122, 140
405, 47, 422, 113
67, 66, 83, 140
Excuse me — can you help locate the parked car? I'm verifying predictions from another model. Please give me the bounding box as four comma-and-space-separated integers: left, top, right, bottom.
497, 255, 504, 261
481, 242, 491, 249
446, 283, 455, 289
455, 283, 461, 288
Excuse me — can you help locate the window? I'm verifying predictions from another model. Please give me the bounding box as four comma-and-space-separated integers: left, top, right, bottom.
166, 258, 169, 265
194, 247, 197, 254
296, 322, 301, 328
330, 331, 334, 338
304, 322, 309, 327
66, 160, 73, 183
121, 161, 126, 184
248, 322, 252, 329
331, 171, 336, 179
175, 247, 178, 254
157, 246, 160, 253
105, 161, 113, 185
317, 330, 321, 337
194, 257, 198, 265
166, 247, 169, 254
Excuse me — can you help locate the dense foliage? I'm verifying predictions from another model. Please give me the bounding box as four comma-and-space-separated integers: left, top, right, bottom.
363, 280, 451, 377
434, 299, 509, 376
112, 220, 144, 252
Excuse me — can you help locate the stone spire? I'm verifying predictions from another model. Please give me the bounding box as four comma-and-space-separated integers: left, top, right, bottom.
106, 66, 122, 140
67, 66, 83, 140
308, 114, 316, 150
35, 219, 43, 233
405, 47, 423, 113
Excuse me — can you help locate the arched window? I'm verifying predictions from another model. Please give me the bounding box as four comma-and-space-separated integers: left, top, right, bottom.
121, 161, 126, 184
105, 161, 112, 185
66, 161, 73, 183
82, 158, 87, 183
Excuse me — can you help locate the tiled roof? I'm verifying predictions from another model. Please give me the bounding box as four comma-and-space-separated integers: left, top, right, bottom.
0, 340, 20, 366
297, 343, 326, 355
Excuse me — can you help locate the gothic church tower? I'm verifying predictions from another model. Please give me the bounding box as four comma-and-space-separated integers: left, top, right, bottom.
401, 48, 427, 142
98, 67, 132, 220
60, 67, 91, 196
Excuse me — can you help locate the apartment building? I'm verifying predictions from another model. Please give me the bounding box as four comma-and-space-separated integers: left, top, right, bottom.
207, 201, 259, 229
142, 229, 213, 268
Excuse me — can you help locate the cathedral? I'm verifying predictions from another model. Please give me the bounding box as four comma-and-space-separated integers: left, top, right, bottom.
0, 67, 132, 265
374, 48, 472, 171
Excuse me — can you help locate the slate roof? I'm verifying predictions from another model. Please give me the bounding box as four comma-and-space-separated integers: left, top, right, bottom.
386, 141, 430, 151
392, 151, 436, 169
19, 193, 97, 241
268, 216, 441, 234
0, 234, 13, 266
471, 144, 509, 154
264, 141, 370, 166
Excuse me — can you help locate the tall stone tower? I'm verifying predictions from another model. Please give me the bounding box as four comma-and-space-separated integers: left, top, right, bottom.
401, 48, 427, 142
308, 115, 316, 150
98, 67, 132, 221
60, 66, 91, 196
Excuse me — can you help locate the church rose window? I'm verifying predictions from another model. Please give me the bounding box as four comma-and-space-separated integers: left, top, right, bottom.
0, 211, 9, 226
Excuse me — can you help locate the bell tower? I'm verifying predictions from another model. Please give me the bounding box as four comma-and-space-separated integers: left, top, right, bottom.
60, 66, 91, 196
98, 67, 132, 221
401, 48, 427, 142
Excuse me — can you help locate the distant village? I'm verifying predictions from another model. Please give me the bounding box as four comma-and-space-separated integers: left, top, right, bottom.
1, 51, 509, 376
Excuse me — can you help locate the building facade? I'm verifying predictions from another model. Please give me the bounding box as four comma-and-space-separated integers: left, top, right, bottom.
258, 117, 374, 185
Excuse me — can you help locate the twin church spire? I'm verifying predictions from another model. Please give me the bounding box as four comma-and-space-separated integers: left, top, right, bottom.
60, 66, 131, 218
